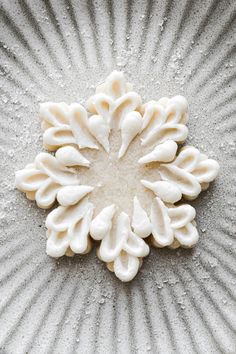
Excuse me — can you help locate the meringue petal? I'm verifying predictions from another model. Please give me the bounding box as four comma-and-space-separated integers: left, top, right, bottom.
113, 251, 140, 282
151, 197, 174, 247
99, 212, 129, 263
56, 146, 90, 167
192, 159, 220, 183
69, 103, 99, 150
132, 196, 152, 238
90, 204, 116, 241
46, 230, 70, 258
57, 185, 94, 206
35, 153, 78, 186
69, 204, 94, 254
168, 204, 196, 229
35, 178, 60, 209
174, 222, 199, 247
88, 114, 110, 153
138, 140, 177, 164
141, 179, 182, 203
159, 164, 201, 199
118, 111, 142, 158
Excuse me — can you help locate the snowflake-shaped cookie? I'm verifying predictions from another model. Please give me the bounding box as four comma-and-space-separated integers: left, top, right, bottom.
15, 71, 219, 282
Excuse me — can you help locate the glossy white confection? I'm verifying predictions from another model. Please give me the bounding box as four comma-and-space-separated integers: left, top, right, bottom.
138, 140, 177, 164
57, 185, 94, 206
87, 71, 142, 157
151, 197, 199, 248
96, 211, 149, 282
90, 204, 117, 241
15, 150, 79, 209
118, 111, 142, 158
40, 102, 98, 150
159, 146, 220, 199
140, 96, 189, 148
55, 146, 90, 167
141, 179, 182, 203
131, 197, 152, 238
15, 71, 220, 282
46, 199, 94, 257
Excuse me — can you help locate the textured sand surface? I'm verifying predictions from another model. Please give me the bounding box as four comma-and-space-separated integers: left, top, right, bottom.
0, 0, 236, 353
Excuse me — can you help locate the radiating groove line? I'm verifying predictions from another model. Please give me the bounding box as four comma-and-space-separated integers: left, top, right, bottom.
41, 0, 72, 68
106, 0, 115, 60
199, 249, 236, 303
188, 267, 236, 334
175, 268, 221, 352
1, 266, 66, 349
143, 278, 174, 353
207, 230, 236, 256
181, 0, 220, 65
40, 0, 78, 72
24, 272, 71, 354
0, 246, 42, 285
204, 74, 236, 106
207, 90, 236, 114
216, 222, 236, 245
49, 276, 94, 354
151, 278, 177, 352
194, 45, 236, 96
0, 6, 52, 79
125, 0, 133, 52
127, 285, 136, 353
45, 283, 80, 353
0, 64, 36, 99
179, 268, 233, 351
164, 274, 200, 353
65, 0, 88, 67
185, 9, 236, 86
18, 0, 66, 74
159, 0, 190, 74
111, 290, 118, 354
204, 227, 236, 254
0, 42, 47, 95
208, 238, 236, 266
137, 279, 159, 353
160, 283, 196, 353
86, 0, 102, 64
90, 295, 104, 354
152, 282, 180, 353
205, 97, 236, 119
150, 0, 173, 65
70, 278, 99, 354
0, 260, 50, 345
137, 0, 155, 55
0, 255, 47, 319
203, 82, 236, 114
199, 242, 236, 282
0, 238, 29, 264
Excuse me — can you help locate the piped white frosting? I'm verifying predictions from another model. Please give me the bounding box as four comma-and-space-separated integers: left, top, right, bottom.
15, 71, 220, 282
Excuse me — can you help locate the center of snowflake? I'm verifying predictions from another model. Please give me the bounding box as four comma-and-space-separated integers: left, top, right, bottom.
79, 131, 157, 217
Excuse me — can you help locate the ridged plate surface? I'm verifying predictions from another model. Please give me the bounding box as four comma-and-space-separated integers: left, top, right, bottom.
0, 0, 236, 353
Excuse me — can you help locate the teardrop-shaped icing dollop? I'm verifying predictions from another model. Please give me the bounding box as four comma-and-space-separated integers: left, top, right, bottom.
132, 196, 152, 238
141, 179, 182, 203
56, 146, 90, 167
57, 185, 94, 206
88, 114, 110, 153
90, 204, 117, 240
138, 140, 177, 164
118, 112, 142, 158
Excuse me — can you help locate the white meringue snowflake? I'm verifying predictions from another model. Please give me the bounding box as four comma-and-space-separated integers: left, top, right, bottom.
15, 71, 219, 282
